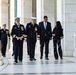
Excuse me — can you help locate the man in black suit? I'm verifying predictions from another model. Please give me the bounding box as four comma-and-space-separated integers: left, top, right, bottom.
39, 16, 52, 60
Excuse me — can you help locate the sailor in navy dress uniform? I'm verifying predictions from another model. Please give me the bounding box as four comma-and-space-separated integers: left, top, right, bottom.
25, 17, 39, 61
12, 22, 16, 56
0, 24, 10, 57
11, 18, 26, 63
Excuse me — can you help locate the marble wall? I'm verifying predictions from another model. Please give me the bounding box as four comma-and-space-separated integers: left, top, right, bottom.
1, 0, 9, 28
64, 0, 76, 56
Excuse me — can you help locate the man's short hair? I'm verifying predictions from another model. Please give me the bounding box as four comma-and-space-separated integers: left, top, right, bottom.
15, 17, 20, 21
3, 24, 6, 26
44, 16, 48, 19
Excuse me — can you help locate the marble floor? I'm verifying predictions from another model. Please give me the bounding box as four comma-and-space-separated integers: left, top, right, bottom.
0, 52, 76, 75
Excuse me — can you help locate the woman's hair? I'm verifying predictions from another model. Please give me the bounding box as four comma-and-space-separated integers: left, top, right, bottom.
56, 21, 62, 29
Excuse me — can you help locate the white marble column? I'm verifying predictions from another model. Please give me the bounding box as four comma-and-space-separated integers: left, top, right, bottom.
23, 0, 32, 24
37, 0, 44, 23
0, 0, 3, 66
1, 0, 9, 28
32, 0, 36, 17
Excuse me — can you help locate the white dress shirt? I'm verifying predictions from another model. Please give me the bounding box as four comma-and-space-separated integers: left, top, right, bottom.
43, 21, 47, 29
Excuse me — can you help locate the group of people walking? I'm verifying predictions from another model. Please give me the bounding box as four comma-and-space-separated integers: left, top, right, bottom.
0, 16, 64, 64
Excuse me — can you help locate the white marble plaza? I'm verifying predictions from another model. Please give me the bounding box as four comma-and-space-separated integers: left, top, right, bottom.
0, 52, 76, 75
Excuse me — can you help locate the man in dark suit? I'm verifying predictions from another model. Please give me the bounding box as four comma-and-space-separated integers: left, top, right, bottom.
0, 24, 10, 57
39, 16, 52, 60
25, 17, 39, 61
11, 17, 26, 63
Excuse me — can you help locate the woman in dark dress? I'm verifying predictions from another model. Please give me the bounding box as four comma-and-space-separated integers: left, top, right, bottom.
52, 21, 64, 60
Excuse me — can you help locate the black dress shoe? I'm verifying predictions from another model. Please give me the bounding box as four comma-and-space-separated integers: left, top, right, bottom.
14, 61, 18, 64
19, 60, 22, 62
30, 58, 33, 61
60, 57, 63, 60
3, 55, 6, 57
55, 58, 58, 60
12, 53, 14, 56
40, 57, 43, 59
45, 57, 49, 60
33, 58, 36, 61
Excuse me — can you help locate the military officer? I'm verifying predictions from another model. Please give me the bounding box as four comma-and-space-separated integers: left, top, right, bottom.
12, 22, 16, 56
12, 38, 15, 56
0, 24, 10, 57
25, 17, 39, 61
11, 17, 26, 63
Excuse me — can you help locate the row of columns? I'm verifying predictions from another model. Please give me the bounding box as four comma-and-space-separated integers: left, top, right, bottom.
0, 0, 75, 66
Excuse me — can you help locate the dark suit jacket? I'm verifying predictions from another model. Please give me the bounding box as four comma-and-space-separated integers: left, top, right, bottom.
39, 21, 52, 41
25, 22, 39, 43
11, 24, 26, 39
0, 29, 10, 41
